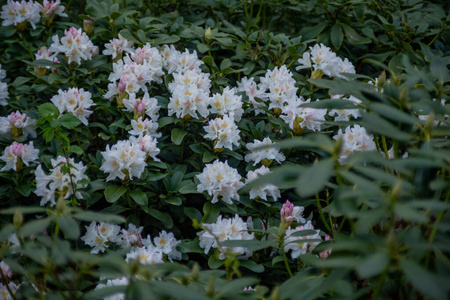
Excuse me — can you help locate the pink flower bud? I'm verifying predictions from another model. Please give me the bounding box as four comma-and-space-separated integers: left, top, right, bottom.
281, 200, 294, 224
83, 19, 95, 36
9, 142, 24, 157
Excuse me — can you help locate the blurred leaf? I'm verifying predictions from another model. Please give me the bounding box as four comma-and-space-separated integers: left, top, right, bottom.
19, 218, 51, 237
356, 252, 389, 278
58, 215, 80, 240
73, 210, 125, 224
221, 239, 277, 252
296, 159, 334, 197
104, 185, 127, 203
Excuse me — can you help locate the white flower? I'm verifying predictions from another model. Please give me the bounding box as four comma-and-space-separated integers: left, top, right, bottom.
50, 27, 98, 65
129, 117, 161, 138
100, 139, 147, 181
168, 84, 210, 119
0, 64, 9, 106
51, 87, 95, 125
209, 87, 244, 121
197, 214, 255, 260
168, 69, 211, 93
196, 159, 244, 204
0, 141, 39, 171
1, 0, 41, 30
103, 34, 134, 60
118, 224, 143, 249
0, 282, 19, 300
129, 134, 160, 162
125, 246, 163, 265
259, 65, 297, 110
333, 124, 377, 164
0, 110, 37, 138
203, 115, 241, 150
328, 94, 361, 121
0, 261, 12, 278
281, 97, 326, 133
244, 137, 285, 166
245, 166, 281, 201
236, 76, 268, 115
123, 92, 160, 121
37, 0, 67, 18
284, 221, 321, 259
164, 48, 203, 74
81, 221, 121, 254
153, 231, 182, 262
34, 156, 89, 206
95, 277, 128, 300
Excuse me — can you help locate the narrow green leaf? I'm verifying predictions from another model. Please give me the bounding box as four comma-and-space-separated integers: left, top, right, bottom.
58, 215, 80, 240
147, 208, 173, 228
129, 190, 148, 206
19, 218, 51, 237
171, 128, 188, 145
331, 24, 344, 49
356, 252, 389, 278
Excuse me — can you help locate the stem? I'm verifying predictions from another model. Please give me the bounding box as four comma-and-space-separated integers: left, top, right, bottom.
316, 194, 332, 233
0, 267, 17, 300
19, 32, 35, 61
280, 240, 293, 277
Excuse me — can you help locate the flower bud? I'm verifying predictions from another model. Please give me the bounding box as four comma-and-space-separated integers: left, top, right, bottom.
83, 19, 95, 36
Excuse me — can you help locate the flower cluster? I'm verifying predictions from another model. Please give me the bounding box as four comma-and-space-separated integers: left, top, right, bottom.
51, 87, 95, 125
245, 166, 281, 201
296, 43, 355, 79
0, 141, 39, 171
196, 160, 244, 204
1, 0, 40, 30
328, 94, 362, 121
100, 139, 148, 181
34, 46, 59, 75
284, 220, 322, 259
244, 137, 285, 167
50, 27, 98, 65
0, 110, 37, 138
0, 64, 9, 106
203, 114, 241, 150
103, 34, 134, 61
333, 124, 377, 164
237, 77, 268, 115
198, 214, 255, 260
34, 156, 89, 206
37, 0, 67, 19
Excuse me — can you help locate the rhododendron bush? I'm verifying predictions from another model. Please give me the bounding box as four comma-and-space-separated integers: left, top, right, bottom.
0, 0, 449, 299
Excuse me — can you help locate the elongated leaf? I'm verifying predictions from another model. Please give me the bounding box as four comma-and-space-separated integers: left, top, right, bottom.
58, 215, 80, 240
19, 218, 52, 237
147, 208, 173, 228
221, 239, 277, 252
171, 128, 188, 145
356, 252, 389, 278
59, 114, 82, 129
331, 23, 344, 49
129, 190, 148, 206
296, 159, 334, 197
73, 211, 125, 224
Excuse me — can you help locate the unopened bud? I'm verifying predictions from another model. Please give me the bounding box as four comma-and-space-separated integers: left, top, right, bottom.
83, 19, 95, 36
13, 208, 23, 229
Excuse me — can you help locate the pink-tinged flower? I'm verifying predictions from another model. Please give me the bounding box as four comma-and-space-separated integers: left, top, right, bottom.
319, 235, 332, 259
0, 141, 39, 171
0, 110, 37, 138
1, 0, 41, 30
281, 200, 294, 224
236, 76, 268, 116
0, 261, 12, 278
50, 26, 98, 65
284, 221, 321, 259
37, 0, 67, 18
103, 34, 134, 61
118, 223, 143, 249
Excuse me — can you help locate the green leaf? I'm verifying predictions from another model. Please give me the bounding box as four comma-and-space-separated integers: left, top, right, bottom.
171, 128, 188, 145
58, 114, 82, 129
38, 103, 59, 118
400, 259, 446, 300
12, 76, 31, 88
197, 43, 210, 53
58, 215, 80, 240
179, 181, 199, 194
208, 255, 223, 269
19, 218, 52, 237
73, 210, 125, 224
15, 184, 33, 197
296, 159, 334, 197
1, 207, 46, 215
202, 151, 217, 163
104, 185, 127, 203
69, 145, 84, 155
218, 277, 259, 296
331, 24, 344, 49
361, 112, 412, 142
148, 208, 173, 228
356, 252, 389, 278
129, 190, 148, 206
221, 239, 277, 252
184, 207, 202, 222
48, 72, 69, 84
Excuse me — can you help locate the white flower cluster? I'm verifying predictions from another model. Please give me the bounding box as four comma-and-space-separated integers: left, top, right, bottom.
50, 27, 98, 65
245, 166, 281, 201
51, 87, 95, 125
280, 96, 327, 133
0, 64, 9, 106
237, 76, 268, 115
198, 214, 255, 260
244, 137, 285, 166
0, 0, 40, 30
284, 221, 322, 259
333, 124, 377, 164
296, 43, 355, 79
37, 0, 67, 19
81, 222, 182, 262
95, 277, 128, 300
260, 65, 297, 110
0, 110, 37, 138
203, 114, 241, 150
104, 42, 164, 103
100, 139, 159, 182
210, 87, 243, 121
166, 50, 210, 120
328, 94, 362, 121
34, 156, 89, 207
34, 46, 60, 74
196, 159, 244, 204
102, 34, 134, 61
0, 141, 39, 171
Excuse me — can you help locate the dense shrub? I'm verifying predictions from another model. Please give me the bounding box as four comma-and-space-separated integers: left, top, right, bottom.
0, 0, 449, 299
